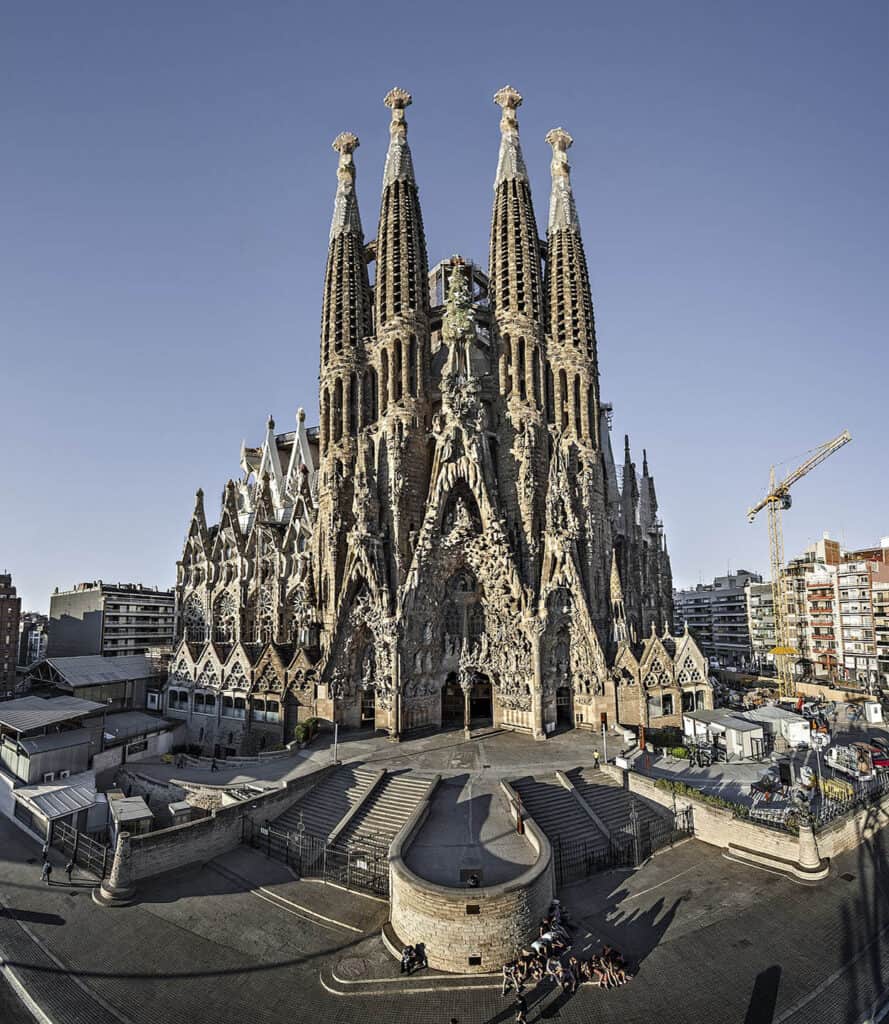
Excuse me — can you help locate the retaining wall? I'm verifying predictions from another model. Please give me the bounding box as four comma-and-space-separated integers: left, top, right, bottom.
125, 764, 333, 882
389, 780, 553, 974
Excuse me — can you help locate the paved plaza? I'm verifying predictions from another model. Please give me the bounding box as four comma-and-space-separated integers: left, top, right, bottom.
1, 729, 889, 1024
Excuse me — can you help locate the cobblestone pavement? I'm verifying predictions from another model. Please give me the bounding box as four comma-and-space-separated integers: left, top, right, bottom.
2, 808, 889, 1024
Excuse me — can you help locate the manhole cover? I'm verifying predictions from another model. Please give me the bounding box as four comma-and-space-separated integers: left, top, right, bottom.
337, 958, 371, 980
841, 873, 856, 882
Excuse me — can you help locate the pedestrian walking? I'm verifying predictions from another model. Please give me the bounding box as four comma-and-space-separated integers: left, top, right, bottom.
65, 860, 74, 883
514, 994, 528, 1024
210, 758, 219, 772
41, 841, 49, 861
40, 861, 52, 885
593, 749, 600, 770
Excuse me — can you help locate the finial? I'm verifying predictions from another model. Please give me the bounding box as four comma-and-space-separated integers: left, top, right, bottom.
195, 488, 204, 504
494, 85, 522, 130
332, 131, 359, 158
384, 87, 412, 112
545, 126, 573, 154
643, 449, 649, 476
624, 434, 631, 459
382, 88, 415, 187
297, 407, 305, 423
267, 414, 275, 431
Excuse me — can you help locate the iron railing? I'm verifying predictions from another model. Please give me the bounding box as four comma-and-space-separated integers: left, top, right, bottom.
242, 819, 390, 897
50, 820, 111, 878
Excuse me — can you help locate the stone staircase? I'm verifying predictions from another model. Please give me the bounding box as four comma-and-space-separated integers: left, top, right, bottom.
510, 774, 607, 851
567, 767, 670, 838
331, 771, 430, 852
274, 764, 379, 840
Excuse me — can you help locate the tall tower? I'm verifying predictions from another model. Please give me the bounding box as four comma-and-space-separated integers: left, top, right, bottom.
488, 86, 548, 586
316, 131, 372, 627
372, 88, 432, 586
544, 127, 610, 630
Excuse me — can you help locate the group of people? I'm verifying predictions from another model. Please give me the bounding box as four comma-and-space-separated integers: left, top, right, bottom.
500, 900, 632, 1020
399, 942, 428, 974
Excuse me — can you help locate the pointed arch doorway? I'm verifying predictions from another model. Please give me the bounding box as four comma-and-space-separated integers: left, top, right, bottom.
469, 674, 493, 723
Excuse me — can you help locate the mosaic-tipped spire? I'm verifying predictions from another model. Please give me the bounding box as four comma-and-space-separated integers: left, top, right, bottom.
375, 88, 429, 326
489, 85, 542, 325
545, 127, 579, 232
382, 88, 415, 187
329, 132, 363, 240
493, 85, 528, 185
320, 133, 372, 371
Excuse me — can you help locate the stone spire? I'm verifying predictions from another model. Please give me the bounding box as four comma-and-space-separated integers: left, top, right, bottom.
610, 549, 629, 645
375, 88, 429, 327
489, 86, 543, 326
320, 133, 372, 373
544, 127, 599, 445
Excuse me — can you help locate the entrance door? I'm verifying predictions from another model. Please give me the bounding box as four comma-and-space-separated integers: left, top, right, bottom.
469, 677, 492, 722
556, 686, 573, 726
360, 689, 375, 725
442, 679, 463, 723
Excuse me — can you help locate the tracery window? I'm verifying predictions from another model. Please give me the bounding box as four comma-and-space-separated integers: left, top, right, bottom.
214, 592, 238, 643
183, 594, 206, 643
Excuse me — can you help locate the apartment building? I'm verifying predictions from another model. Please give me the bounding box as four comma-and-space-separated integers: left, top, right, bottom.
48, 582, 175, 658
0, 574, 21, 692
674, 570, 762, 667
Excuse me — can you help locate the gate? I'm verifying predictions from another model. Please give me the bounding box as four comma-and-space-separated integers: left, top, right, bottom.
552, 806, 693, 887
242, 819, 390, 897
50, 820, 110, 878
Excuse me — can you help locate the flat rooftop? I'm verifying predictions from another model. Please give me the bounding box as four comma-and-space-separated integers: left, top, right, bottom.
404, 774, 536, 887
44, 654, 161, 686
0, 695, 105, 733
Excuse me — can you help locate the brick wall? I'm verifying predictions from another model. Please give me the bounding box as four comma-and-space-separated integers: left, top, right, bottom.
125, 764, 333, 882
389, 792, 554, 974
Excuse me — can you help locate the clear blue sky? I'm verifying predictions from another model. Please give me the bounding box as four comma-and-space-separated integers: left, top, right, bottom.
3, 2, 886, 612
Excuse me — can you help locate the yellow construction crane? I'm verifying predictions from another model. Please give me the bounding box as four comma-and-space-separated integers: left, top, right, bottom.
747, 429, 852, 698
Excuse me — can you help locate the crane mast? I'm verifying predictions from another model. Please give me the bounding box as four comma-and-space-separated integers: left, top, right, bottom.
747, 430, 851, 698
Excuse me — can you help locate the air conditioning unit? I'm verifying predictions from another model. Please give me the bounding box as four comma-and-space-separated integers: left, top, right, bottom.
42, 772, 55, 783
59, 770, 70, 779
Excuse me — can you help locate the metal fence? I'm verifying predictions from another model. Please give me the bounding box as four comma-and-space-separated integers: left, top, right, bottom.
242, 819, 390, 897
552, 806, 693, 887
50, 820, 111, 878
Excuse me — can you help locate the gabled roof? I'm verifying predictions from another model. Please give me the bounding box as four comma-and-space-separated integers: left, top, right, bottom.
43, 654, 160, 688
17, 784, 96, 820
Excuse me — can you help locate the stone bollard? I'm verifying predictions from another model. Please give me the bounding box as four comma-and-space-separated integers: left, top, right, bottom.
796, 818, 829, 882
92, 831, 137, 907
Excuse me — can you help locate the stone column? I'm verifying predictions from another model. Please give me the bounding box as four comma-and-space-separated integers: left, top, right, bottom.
462, 684, 472, 739
796, 817, 829, 881
531, 616, 546, 741
92, 831, 136, 907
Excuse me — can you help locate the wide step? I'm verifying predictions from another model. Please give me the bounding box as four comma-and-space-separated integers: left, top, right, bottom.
511, 775, 606, 850
274, 764, 378, 840
567, 767, 670, 836
333, 772, 429, 853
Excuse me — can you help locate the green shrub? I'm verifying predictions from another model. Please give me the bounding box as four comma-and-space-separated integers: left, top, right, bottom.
669, 746, 689, 759
294, 722, 310, 744
654, 778, 750, 818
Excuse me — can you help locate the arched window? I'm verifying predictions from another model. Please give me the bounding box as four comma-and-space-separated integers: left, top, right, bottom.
503, 335, 513, 396
393, 339, 403, 401
532, 347, 541, 408
348, 375, 358, 435
361, 370, 372, 427
587, 384, 595, 442
333, 378, 343, 443
545, 364, 555, 424
321, 388, 330, 452
380, 350, 389, 414
559, 369, 569, 431
408, 335, 418, 397
518, 337, 527, 400
574, 375, 582, 436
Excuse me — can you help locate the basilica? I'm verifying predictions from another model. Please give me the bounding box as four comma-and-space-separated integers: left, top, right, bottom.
166, 87, 712, 755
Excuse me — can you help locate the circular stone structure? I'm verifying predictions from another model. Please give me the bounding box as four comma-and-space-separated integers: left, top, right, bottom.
388, 778, 554, 974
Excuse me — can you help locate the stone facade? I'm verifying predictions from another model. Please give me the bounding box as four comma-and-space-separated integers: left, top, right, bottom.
167, 87, 712, 753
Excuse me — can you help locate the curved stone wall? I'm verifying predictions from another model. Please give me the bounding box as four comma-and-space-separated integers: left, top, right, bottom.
388, 783, 554, 974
